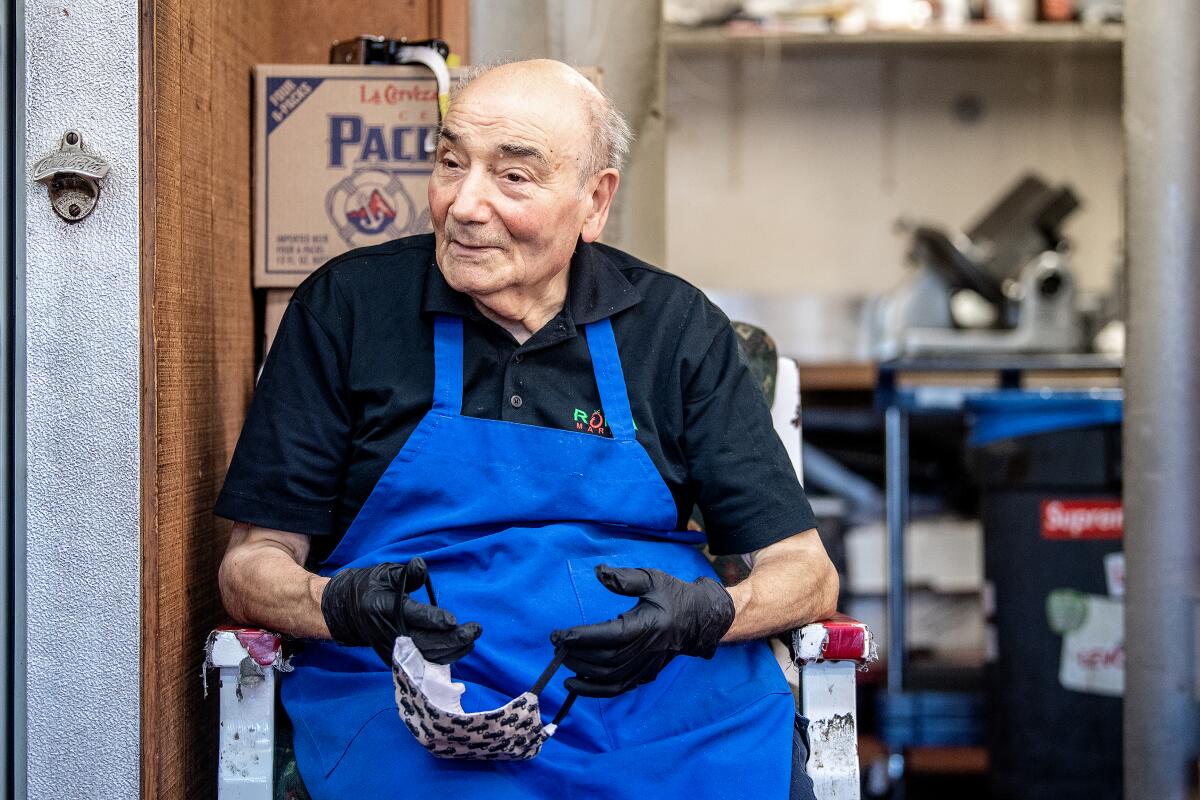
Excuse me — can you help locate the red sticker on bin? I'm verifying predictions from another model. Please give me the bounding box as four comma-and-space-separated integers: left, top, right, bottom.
1041, 499, 1123, 540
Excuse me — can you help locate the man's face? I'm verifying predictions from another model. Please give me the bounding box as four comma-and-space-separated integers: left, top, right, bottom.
428, 72, 597, 301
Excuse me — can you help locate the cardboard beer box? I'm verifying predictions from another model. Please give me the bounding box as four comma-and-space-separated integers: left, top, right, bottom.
254, 64, 460, 288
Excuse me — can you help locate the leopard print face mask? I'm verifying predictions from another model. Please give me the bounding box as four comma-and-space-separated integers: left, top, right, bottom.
388, 568, 576, 761
391, 637, 576, 761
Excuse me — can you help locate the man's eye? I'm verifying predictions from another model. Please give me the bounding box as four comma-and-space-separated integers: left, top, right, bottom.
503, 172, 526, 184
440, 157, 460, 169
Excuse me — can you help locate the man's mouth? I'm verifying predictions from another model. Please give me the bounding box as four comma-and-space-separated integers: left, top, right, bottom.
449, 238, 500, 253
446, 226, 505, 250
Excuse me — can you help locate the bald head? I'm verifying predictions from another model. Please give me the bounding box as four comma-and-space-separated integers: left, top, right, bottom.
447, 59, 632, 181
428, 57, 625, 323
461, 59, 600, 102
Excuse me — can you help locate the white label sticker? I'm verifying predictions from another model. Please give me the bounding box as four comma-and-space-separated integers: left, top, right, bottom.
1104, 552, 1125, 597
1059, 594, 1123, 697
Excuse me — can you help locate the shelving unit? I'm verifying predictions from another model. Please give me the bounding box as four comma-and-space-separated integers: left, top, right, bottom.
668, 13, 1129, 797
665, 22, 1124, 50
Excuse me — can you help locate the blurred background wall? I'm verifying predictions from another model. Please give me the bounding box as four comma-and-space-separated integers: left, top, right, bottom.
471, 0, 668, 265
666, 45, 1123, 294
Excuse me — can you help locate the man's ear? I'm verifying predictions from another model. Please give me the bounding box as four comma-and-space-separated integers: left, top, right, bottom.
580, 169, 620, 243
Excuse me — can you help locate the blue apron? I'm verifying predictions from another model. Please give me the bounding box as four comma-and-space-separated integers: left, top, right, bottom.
283, 313, 795, 799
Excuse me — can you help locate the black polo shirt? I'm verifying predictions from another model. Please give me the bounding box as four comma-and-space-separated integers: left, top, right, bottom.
215, 234, 816, 562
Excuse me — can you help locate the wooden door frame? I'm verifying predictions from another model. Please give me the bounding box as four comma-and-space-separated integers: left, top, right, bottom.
139, 2, 467, 797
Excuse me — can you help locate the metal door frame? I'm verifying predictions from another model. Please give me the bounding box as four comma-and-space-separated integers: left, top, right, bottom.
7, 0, 22, 796
15, 1, 141, 797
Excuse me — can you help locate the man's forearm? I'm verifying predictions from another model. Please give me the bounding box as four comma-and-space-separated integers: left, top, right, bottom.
219, 523, 332, 639
720, 528, 839, 642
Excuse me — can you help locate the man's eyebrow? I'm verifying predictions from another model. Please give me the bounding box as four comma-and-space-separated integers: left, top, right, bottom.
498, 142, 548, 165
438, 126, 459, 144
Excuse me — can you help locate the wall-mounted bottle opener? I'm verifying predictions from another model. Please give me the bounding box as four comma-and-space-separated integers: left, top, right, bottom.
32, 130, 110, 223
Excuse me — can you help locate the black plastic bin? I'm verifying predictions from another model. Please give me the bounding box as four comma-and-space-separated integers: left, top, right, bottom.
967, 391, 1123, 800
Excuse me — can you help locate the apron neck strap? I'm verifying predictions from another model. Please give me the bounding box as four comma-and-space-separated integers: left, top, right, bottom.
435, 313, 638, 442
584, 318, 637, 442
432, 315, 465, 413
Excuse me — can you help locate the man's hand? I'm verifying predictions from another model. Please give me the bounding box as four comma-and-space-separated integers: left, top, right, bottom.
550, 565, 735, 698
321, 558, 483, 667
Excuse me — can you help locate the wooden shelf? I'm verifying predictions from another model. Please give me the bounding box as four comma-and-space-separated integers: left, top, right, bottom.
906, 744, 990, 774
666, 22, 1124, 51
796, 361, 877, 392
858, 736, 990, 775
793, 358, 1122, 393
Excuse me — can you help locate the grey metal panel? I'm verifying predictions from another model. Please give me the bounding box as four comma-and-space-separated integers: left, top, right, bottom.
1123, 1, 1200, 798
11, 1, 25, 796
883, 406, 908, 693
20, 0, 139, 797
2, 0, 16, 798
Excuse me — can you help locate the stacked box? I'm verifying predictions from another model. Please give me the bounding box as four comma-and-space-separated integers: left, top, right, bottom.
254, 65, 459, 288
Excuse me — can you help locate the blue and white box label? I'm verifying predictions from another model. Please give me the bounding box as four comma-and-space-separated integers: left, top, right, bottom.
254, 65, 454, 287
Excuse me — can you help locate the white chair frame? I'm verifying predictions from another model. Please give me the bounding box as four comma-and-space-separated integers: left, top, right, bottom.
209, 617, 873, 800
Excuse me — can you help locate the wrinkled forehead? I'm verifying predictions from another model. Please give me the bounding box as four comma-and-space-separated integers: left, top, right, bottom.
441, 78, 593, 167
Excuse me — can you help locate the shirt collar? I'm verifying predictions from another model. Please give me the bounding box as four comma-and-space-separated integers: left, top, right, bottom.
422, 239, 642, 326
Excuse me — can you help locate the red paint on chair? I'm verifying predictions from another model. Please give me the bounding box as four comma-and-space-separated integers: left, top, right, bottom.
815, 614, 872, 662
215, 625, 283, 667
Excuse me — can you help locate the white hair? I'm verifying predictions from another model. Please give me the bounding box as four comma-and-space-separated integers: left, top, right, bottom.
448, 61, 634, 180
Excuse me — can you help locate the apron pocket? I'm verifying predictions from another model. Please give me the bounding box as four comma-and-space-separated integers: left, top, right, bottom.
566, 555, 644, 627
284, 663, 397, 778
565, 555, 790, 750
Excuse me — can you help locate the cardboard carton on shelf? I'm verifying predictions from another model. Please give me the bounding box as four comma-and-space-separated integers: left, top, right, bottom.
255, 65, 600, 289
843, 516, 986, 659
845, 516, 983, 595
845, 590, 986, 659
255, 64, 461, 289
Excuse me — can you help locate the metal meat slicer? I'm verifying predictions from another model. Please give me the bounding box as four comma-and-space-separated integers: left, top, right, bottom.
868, 174, 1087, 360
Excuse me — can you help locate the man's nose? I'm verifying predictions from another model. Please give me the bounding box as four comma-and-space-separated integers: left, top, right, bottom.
448, 165, 493, 225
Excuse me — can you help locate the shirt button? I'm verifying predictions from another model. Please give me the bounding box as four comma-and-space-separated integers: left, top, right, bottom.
513, 354, 522, 364
510, 394, 524, 409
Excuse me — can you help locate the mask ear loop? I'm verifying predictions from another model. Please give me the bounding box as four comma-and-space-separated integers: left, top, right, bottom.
393, 570, 411, 639
528, 645, 578, 727
393, 560, 438, 639
418, 563, 438, 608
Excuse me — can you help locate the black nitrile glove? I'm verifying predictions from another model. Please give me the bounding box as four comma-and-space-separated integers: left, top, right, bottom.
550, 565, 736, 698
320, 558, 482, 667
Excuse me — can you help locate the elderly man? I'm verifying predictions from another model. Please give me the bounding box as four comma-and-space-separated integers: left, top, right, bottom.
217, 59, 837, 799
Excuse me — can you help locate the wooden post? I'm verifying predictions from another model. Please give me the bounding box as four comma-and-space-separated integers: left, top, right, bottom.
139, 2, 466, 796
